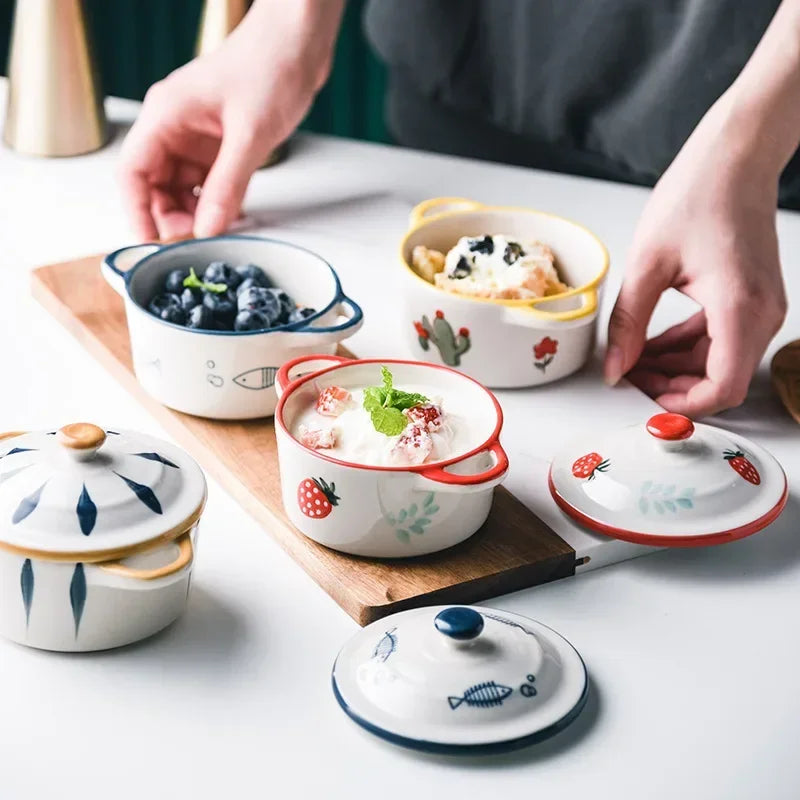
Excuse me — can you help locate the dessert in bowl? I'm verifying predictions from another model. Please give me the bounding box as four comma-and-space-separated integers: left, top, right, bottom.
102, 235, 363, 420
400, 197, 609, 388
274, 355, 509, 558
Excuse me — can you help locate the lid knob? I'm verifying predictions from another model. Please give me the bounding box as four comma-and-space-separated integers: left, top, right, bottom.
434, 607, 484, 641
56, 423, 107, 460
646, 413, 694, 442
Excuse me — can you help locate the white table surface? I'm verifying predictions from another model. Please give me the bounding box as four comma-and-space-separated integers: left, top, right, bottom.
1, 86, 799, 800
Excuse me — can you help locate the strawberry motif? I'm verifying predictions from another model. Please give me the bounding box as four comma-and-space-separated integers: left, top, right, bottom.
316, 386, 351, 417
571, 452, 609, 480
297, 478, 340, 518
723, 448, 761, 485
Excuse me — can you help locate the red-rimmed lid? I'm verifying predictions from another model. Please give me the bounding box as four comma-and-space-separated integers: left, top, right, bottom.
548, 414, 787, 547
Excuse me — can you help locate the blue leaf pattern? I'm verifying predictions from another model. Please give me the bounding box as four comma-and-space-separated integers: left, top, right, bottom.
113, 472, 163, 515
131, 452, 179, 469
12, 482, 47, 524
20, 559, 33, 628
76, 484, 97, 536
70, 563, 87, 638
2, 447, 37, 458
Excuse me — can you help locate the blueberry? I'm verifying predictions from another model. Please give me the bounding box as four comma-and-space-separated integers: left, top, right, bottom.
203, 289, 238, 327
266, 287, 294, 323
235, 264, 271, 287
238, 286, 280, 324
165, 268, 190, 294
503, 241, 524, 265
149, 293, 182, 317
186, 304, 215, 330
452, 256, 472, 279
288, 307, 316, 324
161, 305, 187, 325
234, 309, 272, 332
203, 261, 241, 290
468, 235, 494, 255
180, 287, 202, 311
236, 277, 269, 297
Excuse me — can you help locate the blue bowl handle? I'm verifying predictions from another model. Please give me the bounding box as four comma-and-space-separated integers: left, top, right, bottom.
288, 293, 363, 344
101, 243, 162, 297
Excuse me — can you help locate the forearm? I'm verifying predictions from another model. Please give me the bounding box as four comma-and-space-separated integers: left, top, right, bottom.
714, 0, 800, 178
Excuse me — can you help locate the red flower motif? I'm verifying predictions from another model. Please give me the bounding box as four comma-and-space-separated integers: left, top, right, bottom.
458, 327, 470, 338
534, 337, 558, 360
435, 309, 445, 319
413, 320, 428, 338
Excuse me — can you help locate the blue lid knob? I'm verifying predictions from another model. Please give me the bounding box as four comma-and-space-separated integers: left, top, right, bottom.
434, 607, 484, 641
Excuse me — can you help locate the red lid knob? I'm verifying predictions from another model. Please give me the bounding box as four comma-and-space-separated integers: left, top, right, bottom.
646, 413, 694, 441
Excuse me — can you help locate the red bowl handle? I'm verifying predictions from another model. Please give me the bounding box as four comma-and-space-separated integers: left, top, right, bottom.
418, 441, 509, 488
275, 354, 352, 398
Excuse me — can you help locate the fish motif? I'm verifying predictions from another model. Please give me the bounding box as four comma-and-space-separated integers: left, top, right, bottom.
448, 681, 513, 710
233, 367, 278, 390
372, 627, 397, 662
482, 612, 535, 636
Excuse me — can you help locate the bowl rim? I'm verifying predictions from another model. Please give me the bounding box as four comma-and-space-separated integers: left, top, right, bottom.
399, 203, 610, 309
275, 357, 504, 473
108, 234, 355, 338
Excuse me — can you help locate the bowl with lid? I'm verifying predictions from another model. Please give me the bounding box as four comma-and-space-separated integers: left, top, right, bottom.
101, 235, 363, 420
0, 423, 206, 651
274, 354, 509, 558
332, 605, 588, 754
399, 197, 609, 388
549, 412, 788, 546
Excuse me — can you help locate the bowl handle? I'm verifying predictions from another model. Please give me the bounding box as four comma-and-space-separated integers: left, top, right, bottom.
409, 197, 485, 228
414, 441, 509, 493
502, 287, 598, 327
275, 354, 353, 399
281, 294, 364, 346
101, 243, 162, 297
96, 531, 193, 581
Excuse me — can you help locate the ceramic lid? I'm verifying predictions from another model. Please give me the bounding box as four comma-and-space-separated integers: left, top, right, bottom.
549, 412, 788, 546
332, 605, 588, 754
0, 424, 207, 559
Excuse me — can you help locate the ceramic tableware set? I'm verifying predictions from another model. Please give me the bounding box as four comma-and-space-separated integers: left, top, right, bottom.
0, 197, 787, 755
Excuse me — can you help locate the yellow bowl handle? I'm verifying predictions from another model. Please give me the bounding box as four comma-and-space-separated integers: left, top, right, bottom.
409, 197, 485, 228
98, 532, 193, 581
503, 287, 599, 325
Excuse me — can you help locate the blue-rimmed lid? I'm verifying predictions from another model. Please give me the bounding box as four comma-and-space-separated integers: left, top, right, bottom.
332, 605, 587, 754
0, 424, 206, 558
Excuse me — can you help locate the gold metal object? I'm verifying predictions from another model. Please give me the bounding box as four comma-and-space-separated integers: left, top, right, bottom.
195, 0, 251, 57
3, 0, 108, 157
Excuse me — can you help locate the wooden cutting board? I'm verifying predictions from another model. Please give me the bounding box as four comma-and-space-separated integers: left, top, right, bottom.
31, 254, 578, 625
772, 340, 800, 425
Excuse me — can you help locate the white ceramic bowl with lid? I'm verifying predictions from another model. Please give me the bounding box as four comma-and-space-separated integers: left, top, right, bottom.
274, 354, 509, 558
332, 605, 588, 754
549, 412, 788, 546
0, 423, 207, 651
101, 235, 363, 420
399, 197, 609, 388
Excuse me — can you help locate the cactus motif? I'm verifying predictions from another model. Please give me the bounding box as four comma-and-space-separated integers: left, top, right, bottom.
413, 310, 471, 367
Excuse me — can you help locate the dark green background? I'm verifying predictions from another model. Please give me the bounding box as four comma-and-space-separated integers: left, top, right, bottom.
0, 0, 389, 142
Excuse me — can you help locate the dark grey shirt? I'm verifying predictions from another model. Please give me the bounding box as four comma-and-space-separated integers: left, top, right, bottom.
365, 1, 800, 207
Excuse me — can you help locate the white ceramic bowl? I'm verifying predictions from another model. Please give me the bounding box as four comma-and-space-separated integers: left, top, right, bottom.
274, 355, 509, 558
102, 235, 363, 420
400, 197, 609, 388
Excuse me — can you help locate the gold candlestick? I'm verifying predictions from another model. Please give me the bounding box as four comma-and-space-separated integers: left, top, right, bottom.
3, 0, 108, 157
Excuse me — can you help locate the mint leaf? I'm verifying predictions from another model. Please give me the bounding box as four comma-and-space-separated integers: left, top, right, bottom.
183, 267, 227, 294
363, 366, 429, 435
370, 406, 407, 436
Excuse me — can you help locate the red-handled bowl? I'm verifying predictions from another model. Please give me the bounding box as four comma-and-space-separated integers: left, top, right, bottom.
274, 355, 509, 557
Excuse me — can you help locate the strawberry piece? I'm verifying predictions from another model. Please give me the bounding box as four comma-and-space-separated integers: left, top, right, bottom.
297, 477, 340, 518
392, 423, 433, 465
298, 424, 337, 450
404, 403, 443, 432
571, 452, 609, 480
316, 385, 351, 417
723, 449, 761, 485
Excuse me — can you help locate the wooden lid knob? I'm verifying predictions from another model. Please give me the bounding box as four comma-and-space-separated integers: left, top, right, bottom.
57, 423, 107, 454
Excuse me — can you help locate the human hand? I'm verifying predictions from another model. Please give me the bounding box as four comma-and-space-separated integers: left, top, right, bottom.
605, 98, 788, 418
119, 0, 344, 241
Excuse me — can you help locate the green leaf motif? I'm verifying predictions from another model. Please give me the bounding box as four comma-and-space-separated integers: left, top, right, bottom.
417, 518, 431, 526
427, 505, 439, 514
663, 500, 676, 512
410, 522, 424, 534
639, 497, 649, 514
398, 509, 407, 523
641, 481, 652, 494
396, 529, 410, 543
424, 493, 435, 507
676, 497, 693, 509
408, 504, 417, 518
654, 501, 664, 514
386, 514, 396, 526
663, 485, 675, 496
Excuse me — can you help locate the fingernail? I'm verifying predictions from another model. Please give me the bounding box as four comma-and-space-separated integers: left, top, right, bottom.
194, 202, 227, 238
604, 345, 625, 386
